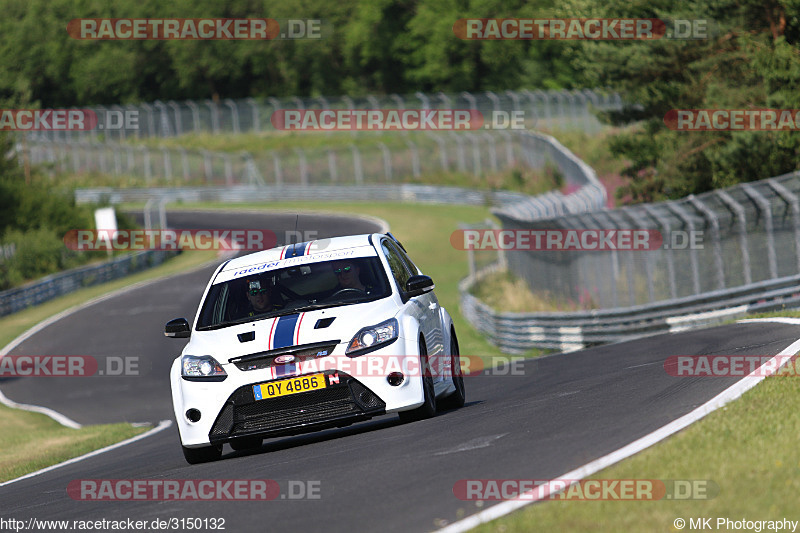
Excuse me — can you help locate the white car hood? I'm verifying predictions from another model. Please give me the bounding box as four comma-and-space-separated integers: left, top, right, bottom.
182, 297, 401, 363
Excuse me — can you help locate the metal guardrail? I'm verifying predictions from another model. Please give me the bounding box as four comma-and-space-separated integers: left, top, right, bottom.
460, 264, 800, 354
0, 250, 178, 318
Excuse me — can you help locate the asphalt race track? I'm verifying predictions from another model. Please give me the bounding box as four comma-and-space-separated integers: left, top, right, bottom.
2, 210, 800, 532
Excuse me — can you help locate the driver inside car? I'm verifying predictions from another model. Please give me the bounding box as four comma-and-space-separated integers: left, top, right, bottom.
244, 278, 282, 316
331, 260, 372, 294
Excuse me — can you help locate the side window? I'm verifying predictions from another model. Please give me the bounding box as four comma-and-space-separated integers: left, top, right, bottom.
381, 240, 412, 291
395, 245, 420, 275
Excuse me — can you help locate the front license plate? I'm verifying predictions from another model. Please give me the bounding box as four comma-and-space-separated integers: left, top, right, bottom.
253, 374, 327, 400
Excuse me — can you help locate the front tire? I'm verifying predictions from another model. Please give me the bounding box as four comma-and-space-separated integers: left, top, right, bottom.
399, 338, 436, 422
439, 329, 466, 410
182, 444, 222, 465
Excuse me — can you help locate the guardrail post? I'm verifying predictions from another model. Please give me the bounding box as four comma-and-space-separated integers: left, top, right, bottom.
621, 207, 656, 302
295, 148, 308, 185
328, 149, 338, 182
223, 153, 234, 185
716, 190, 752, 285
379, 143, 392, 181
179, 147, 190, 182
205, 100, 220, 134
688, 195, 726, 290
406, 140, 421, 178
351, 145, 363, 184
224, 99, 240, 134
666, 202, 701, 294
140, 102, 156, 138
271, 151, 283, 185
642, 204, 678, 300
202, 149, 213, 183
168, 100, 183, 137
742, 183, 778, 279
483, 133, 498, 172
186, 100, 201, 134
246, 98, 259, 133
767, 178, 800, 274
162, 147, 172, 182
390, 94, 405, 109
141, 146, 152, 185
153, 100, 171, 137
450, 133, 467, 172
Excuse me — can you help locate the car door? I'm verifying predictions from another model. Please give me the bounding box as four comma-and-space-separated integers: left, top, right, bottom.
379, 238, 444, 380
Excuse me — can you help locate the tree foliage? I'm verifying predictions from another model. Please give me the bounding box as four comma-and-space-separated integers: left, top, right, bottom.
0, 0, 584, 106
559, 0, 800, 202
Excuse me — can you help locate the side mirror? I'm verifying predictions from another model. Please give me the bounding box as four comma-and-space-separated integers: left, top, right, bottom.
165, 318, 190, 338
405, 275, 435, 297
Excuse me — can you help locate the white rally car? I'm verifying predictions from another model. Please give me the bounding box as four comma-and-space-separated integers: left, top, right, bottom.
166, 233, 465, 464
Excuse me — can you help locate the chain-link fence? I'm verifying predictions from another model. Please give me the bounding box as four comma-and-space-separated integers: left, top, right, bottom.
27, 131, 530, 186
493, 171, 800, 310
24, 89, 621, 145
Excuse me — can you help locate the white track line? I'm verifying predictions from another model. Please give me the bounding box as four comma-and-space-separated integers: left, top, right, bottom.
0, 420, 172, 488
0, 255, 224, 428
437, 320, 800, 533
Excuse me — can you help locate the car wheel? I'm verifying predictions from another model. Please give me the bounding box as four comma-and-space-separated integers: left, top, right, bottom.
182, 444, 223, 465
229, 436, 263, 452
438, 329, 465, 410
399, 337, 436, 422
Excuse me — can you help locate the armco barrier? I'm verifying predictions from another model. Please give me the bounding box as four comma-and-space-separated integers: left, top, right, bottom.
460, 263, 800, 354
0, 250, 178, 318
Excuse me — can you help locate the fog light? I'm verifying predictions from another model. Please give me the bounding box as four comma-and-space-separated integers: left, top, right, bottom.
387, 372, 404, 386
186, 409, 201, 423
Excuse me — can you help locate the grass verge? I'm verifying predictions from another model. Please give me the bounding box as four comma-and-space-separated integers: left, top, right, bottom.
0, 407, 147, 483
472, 366, 800, 532
0, 249, 218, 482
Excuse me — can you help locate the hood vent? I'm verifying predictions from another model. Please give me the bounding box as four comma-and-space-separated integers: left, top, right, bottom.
238, 331, 255, 343
314, 317, 336, 329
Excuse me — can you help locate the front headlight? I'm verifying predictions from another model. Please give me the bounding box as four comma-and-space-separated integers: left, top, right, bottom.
346, 318, 398, 356
181, 355, 228, 379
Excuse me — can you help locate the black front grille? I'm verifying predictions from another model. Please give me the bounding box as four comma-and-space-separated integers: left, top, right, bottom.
231, 342, 339, 371
209, 372, 385, 442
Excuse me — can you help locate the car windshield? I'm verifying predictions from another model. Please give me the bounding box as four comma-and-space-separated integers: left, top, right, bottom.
196, 256, 391, 330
